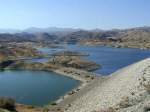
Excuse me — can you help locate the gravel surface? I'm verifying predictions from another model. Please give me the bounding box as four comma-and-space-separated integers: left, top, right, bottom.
65, 57, 150, 112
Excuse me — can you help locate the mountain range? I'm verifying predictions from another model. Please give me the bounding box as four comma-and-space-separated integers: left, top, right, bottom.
0, 27, 103, 34
0, 26, 150, 49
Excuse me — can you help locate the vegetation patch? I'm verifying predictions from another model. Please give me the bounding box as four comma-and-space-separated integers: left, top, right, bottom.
76, 88, 80, 91
27, 105, 35, 108
50, 101, 57, 105
44, 107, 49, 111
85, 75, 90, 78
0, 96, 15, 111
68, 91, 76, 95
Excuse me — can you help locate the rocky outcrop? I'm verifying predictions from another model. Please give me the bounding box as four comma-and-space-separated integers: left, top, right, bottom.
49, 50, 89, 56
43, 56, 101, 71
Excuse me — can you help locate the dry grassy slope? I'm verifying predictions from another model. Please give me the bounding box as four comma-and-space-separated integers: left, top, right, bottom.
0, 45, 46, 59
12, 42, 66, 48
0, 60, 52, 70
44, 56, 101, 71
5, 61, 46, 69
59, 26, 150, 49
0, 34, 30, 42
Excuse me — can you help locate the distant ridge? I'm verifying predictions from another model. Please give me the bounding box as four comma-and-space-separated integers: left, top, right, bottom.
35, 33, 56, 43
0, 34, 30, 42
0, 26, 149, 34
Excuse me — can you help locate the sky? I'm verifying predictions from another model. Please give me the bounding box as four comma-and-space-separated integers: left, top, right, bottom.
0, 0, 150, 30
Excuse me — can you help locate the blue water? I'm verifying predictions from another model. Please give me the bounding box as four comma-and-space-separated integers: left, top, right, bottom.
0, 70, 80, 106
1, 45, 150, 107
32, 45, 150, 75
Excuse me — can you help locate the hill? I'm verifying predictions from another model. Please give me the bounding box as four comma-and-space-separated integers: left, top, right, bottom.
59, 26, 150, 49
59, 30, 96, 44
44, 56, 101, 71
0, 45, 47, 59
35, 33, 56, 43
15, 32, 36, 40
0, 34, 30, 43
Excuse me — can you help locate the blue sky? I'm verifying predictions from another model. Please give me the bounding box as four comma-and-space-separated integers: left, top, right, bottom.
0, 0, 150, 30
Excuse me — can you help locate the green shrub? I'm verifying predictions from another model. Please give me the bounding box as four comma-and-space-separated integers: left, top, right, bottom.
131, 92, 135, 95
44, 107, 49, 111
0, 96, 15, 111
68, 91, 75, 95
91, 76, 94, 80
85, 75, 90, 78
27, 105, 35, 108
68, 93, 72, 95
50, 101, 57, 105
142, 76, 146, 81
72, 91, 75, 94
76, 88, 80, 91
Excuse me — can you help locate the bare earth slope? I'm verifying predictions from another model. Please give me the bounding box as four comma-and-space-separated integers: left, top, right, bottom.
0, 45, 48, 59
66, 57, 150, 112
44, 56, 101, 71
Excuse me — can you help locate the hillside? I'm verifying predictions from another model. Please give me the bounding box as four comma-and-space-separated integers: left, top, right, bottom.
44, 56, 101, 71
0, 34, 30, 43
15, 32, 36, 40
59, 30, 95, 44
35, 33, 56, 43
59, 26, 150, 49
0, 26, 150, 49
0, 45, 47, 59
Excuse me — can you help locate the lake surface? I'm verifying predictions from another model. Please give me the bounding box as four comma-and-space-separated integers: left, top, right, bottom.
2, 44, 149, 106
31, 45, 150, 75
0, 70, 80, 106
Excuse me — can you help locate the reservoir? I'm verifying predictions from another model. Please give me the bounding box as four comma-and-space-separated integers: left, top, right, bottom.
1, 45, 150, 106
0, 70, 80, 106
30, 45, 150, 75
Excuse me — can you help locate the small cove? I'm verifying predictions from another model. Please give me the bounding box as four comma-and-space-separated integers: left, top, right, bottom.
0, 70, 80, 106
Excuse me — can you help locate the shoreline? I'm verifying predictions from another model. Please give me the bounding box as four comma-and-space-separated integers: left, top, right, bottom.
46, 67, 107, 111
3, 55, 150, 111
1, 59, 107, 111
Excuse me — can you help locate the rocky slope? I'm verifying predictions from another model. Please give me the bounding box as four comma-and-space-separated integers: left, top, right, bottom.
44, 56, 101, 71
65, 57, 150, 112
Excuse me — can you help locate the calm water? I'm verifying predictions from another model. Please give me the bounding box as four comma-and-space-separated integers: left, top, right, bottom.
31, 44, 150, 75
3, 45, 149, 106
0, 70, 80, 106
